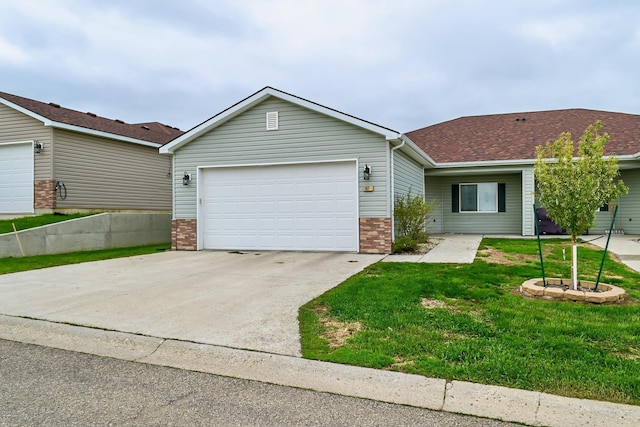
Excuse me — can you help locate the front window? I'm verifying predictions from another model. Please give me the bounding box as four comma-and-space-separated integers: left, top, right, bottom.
460, 183, 498, 212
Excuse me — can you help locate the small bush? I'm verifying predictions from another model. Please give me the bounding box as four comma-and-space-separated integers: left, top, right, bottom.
392, 235, 420, 253
393, 190, 436, 253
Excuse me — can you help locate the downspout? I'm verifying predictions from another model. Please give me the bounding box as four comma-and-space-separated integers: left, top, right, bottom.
389, 138, 406, 242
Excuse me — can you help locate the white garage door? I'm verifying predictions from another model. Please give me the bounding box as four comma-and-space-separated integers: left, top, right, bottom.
201, 162, 358, 251
0, 142, 33, 214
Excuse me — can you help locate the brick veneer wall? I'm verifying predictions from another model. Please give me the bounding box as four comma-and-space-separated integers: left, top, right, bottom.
34, 179, 57, 209
359, 217, 392, 254
172, 219, 197, 250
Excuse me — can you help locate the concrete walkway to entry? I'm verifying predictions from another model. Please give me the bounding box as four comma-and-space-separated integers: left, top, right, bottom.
383, 234, 483, 263
583, 234, 640, 273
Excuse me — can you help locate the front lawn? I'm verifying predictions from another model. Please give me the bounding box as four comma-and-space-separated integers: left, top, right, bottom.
0, 213, 97, 234
299, 238, 640, 405
0, 244, 170, 275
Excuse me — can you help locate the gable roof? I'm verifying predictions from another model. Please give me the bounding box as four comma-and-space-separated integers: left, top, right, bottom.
160, 86, 402, 154
405, 108, 640, 165
0, 91, 183, 146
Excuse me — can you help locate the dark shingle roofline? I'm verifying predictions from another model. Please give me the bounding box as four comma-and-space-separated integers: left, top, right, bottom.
0, 91, 183, 146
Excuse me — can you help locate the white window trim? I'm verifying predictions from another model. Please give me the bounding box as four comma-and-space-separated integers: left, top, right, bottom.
460, 182, 498, 213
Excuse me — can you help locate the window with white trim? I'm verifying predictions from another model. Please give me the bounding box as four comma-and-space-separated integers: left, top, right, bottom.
452, 182, 506, 213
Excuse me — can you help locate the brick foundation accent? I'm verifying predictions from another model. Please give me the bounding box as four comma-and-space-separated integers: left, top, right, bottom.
359, 217, 392, 254
172, 219, 197, 250
34, 179, 57, 209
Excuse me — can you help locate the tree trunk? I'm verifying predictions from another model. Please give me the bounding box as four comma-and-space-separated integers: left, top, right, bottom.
571, 235, 578, 290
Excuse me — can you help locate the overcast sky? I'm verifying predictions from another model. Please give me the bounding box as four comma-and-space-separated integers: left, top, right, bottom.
1, 0, 638, 133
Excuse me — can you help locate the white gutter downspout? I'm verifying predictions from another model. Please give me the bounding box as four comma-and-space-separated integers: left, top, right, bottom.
389, 138, 406, 242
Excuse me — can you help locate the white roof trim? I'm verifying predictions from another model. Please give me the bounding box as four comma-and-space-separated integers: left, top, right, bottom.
434, 158, 538, 168
0, 96, 52, 125
0, 96, 161, 148
399, 135, 436, 167
160, 87, 401, 154
49, 122, 161, 148
429, 154, 639, 171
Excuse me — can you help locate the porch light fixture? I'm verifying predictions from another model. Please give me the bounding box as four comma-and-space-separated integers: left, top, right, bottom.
34, 141, 43, 153
363, 164, 371, 180
182, 172, 192, 185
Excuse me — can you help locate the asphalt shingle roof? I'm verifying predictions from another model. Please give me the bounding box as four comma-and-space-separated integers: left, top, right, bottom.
405, 109, 640, 164
0, 91, 183, 145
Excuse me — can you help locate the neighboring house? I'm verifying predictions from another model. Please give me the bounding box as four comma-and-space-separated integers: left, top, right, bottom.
405, 109, 640, 236
0, 91, 183, 216
160, 86, 434, 254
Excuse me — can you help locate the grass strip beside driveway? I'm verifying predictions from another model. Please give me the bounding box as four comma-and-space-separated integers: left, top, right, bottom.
299, 238, 640, 405
0, 244, 170, 275
0, 213, 97, 234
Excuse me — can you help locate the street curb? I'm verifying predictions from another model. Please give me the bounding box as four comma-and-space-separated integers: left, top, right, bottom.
1, 315, 639, 426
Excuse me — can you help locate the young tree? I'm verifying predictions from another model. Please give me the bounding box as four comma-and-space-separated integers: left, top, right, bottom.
534, 121, 628, 290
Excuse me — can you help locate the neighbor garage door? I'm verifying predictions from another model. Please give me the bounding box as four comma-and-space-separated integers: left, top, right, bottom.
201, 162, 358, 251
0, 142, 33, 213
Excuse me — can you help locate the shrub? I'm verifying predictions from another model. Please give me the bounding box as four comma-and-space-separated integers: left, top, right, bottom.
393, 191, 435, 253
392, 235, 420, 253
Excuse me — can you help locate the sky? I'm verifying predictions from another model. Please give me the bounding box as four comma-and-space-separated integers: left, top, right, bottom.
1, 0, 638, 133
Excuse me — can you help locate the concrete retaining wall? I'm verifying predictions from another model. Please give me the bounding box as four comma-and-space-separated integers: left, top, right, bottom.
0, 213, 171, 258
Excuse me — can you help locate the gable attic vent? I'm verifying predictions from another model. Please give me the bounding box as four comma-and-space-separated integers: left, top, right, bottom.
266, 111, 279, 130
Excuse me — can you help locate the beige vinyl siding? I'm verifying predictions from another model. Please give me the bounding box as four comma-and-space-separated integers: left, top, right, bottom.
424, 176, 444, 234
54, 129, 171, 210
393, 150, 424, 197
439, 173, 522, 234
174, 97, 389, 219
0, 103, 52, 180
591, 168, 640, 234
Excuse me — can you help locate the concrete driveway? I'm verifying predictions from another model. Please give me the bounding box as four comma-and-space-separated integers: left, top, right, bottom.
0, 250, 383, 356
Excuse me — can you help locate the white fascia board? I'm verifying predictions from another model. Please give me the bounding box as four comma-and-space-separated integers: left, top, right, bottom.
0, 96, 161, 148
161, 91, 270, 154
434, 158, 537, 169
48, 122, 161, 148
426, 164, 532, 176
0, 97, 52, 125
160, 87, 402, 154
399, 135, 436, 168
271, 89, 401, 140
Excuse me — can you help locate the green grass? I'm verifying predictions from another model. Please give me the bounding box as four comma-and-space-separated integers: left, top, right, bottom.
0, 244, 170, 275
0, 213, 97, 234
299, 238, 640, 405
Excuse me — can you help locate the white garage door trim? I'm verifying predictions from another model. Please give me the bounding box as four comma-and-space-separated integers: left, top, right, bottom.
0, 141, 34, 214
198, 160, 359, 252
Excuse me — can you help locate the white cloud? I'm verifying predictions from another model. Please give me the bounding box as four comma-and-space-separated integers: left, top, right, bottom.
520, 17, 588, 52
0, 37, 30, 65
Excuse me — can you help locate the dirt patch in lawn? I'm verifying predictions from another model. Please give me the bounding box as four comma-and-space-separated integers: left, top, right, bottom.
314, 305, 363, 349
477, 247, 537, 265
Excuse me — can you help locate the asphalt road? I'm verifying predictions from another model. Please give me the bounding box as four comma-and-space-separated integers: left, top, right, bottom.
0, 339, 521, 426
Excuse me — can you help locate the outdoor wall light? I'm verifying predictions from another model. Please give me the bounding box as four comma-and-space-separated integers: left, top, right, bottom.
182, 172, 192, 185
34, 141, 43, 153
363, 164, 371, 180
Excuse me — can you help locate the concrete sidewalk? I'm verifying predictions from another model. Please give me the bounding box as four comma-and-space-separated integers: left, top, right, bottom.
1, 315, 638, 427
583, 234, 640, 272
383, 234, 483, 263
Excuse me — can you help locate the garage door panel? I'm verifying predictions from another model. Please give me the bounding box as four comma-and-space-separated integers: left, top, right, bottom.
202, 162, 357, 251
0, 143, 34, 213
